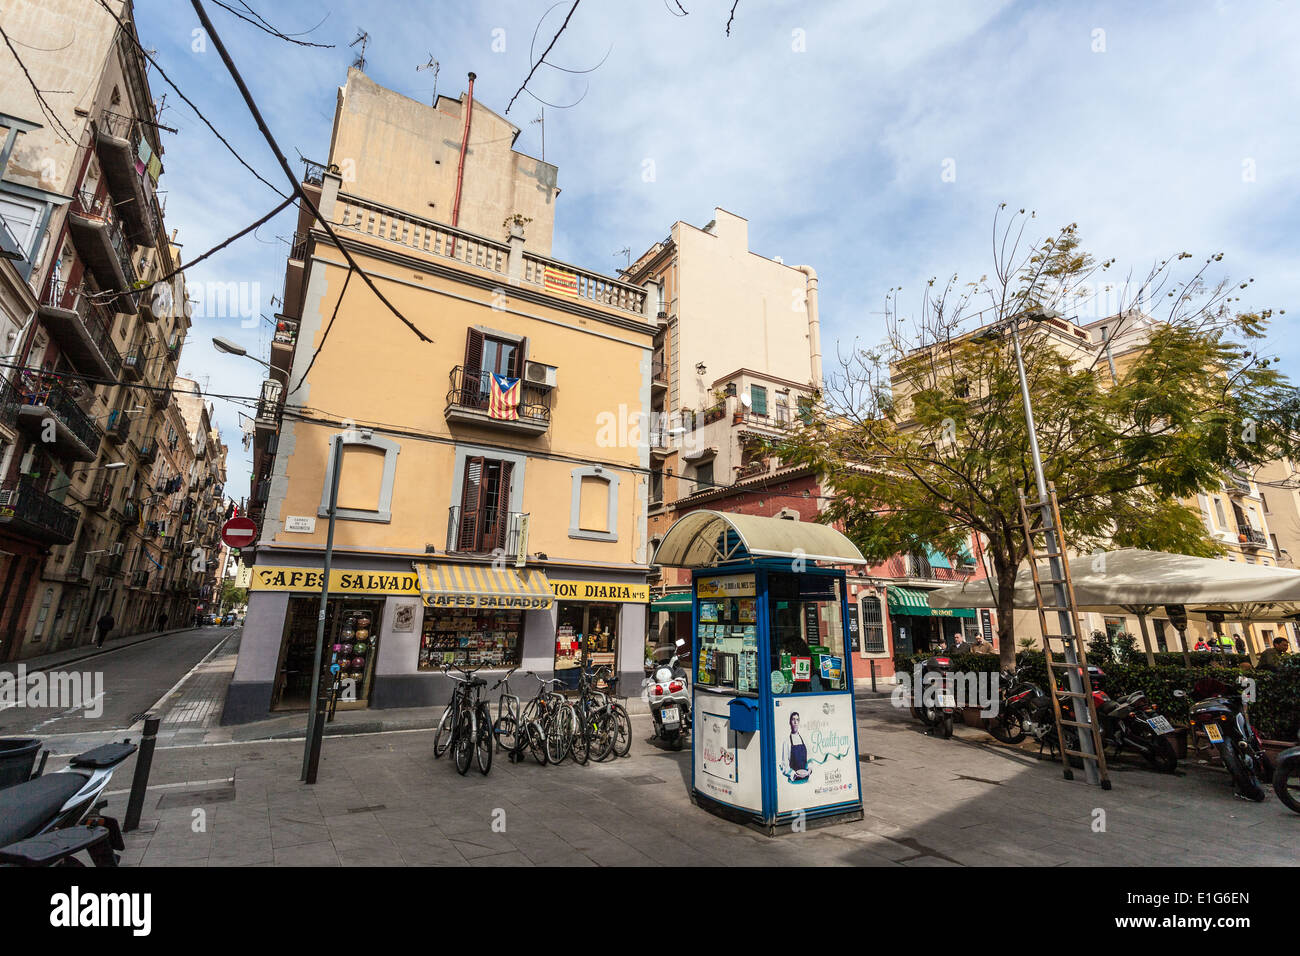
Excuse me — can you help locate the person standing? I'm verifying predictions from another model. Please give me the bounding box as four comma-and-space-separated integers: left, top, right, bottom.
1257, 636, 1290, 672
158, 610, 168, 632
95, 610, 115, 648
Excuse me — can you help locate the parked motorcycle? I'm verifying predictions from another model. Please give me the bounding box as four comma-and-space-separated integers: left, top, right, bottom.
985, 661, 1082, 766
1189, 676, 1272, 801
642, 638, 692, 750
909, 655, 956, 739
0, 740, 136, 867
1273, 745, 1300, 813
1089, 667, 1179, 773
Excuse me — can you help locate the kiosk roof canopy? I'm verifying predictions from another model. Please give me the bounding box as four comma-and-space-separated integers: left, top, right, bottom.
654, 510, 867, 569
928, 547, 1300, 617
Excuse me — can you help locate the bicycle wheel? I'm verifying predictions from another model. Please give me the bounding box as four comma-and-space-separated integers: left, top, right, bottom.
476, 703, 494, 775
568, 703, 590, 765
433, 703, 456, 759
588, 710, 616, 762
525, 720, 548, 766
493, 696, 518, 754
544, 705, 573, 764
454, 708, 474, 775
611, 703, 632, 758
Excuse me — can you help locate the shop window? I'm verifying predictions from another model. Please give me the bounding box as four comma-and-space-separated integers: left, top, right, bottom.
318, 430, 399, 523
568, 466, 619, 541
860, 595, 886, 654
419, 608, 522, 670
766, 572, 846, 693
273, 597, 382, 709
555, 601, 618, 689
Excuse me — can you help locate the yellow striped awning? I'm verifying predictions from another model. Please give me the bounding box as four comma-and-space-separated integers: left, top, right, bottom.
414, 563, 553, 610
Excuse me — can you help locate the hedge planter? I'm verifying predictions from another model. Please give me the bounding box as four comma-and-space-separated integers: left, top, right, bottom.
961, 706, 985, 728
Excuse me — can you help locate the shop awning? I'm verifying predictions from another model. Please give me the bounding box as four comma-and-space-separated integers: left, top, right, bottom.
413, 562, 553, 610
650, 592, 692, 613
887, 585, 975, 618
653, 509, 867, 568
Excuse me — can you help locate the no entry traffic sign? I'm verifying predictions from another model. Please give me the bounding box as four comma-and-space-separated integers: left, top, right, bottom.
221, 515, 258, 550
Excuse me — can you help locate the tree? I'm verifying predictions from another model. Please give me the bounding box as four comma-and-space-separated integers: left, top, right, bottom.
778, 207, 1292, 668
219, 578, 247, 611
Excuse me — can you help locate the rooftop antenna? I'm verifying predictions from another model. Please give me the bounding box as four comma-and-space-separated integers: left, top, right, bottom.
350, 30, 370, 72
615, 246, 631, 269
530, 108, 545, 161
416, 54, 440, 105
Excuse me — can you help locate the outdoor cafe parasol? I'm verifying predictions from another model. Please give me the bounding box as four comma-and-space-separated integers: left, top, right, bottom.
652, 510, 868, 834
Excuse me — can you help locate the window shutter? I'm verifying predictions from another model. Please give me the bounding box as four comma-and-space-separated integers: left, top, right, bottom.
462, 329, 485, 403
458, 457, 483, 550
494, 461, 514, 550
750, 386, 767, 416
511, 337, 527, 378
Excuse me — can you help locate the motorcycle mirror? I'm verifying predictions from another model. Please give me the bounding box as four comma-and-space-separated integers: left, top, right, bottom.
674, 638, 686, 648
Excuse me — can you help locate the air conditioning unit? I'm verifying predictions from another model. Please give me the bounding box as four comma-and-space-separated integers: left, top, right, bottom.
0, 489, 13, 506
523, 361, 558, 390
80, 554, 96, 580
110, 542, 125, 557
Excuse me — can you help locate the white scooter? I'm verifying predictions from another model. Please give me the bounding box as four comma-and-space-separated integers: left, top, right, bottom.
0, 740, 137, 866
642, 638, 692, 750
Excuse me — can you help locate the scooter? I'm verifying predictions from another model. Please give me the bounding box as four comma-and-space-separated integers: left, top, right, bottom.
1089, 668, 1179, 773
0, 740, 137, 867
1273, 745, 1300, 813
909, 655, 956, 738
1189, 676, 1272, 801
642, 638, 692, 750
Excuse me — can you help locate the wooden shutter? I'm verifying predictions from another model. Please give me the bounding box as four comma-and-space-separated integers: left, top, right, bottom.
462, 328, 484, 404
511, 337, 527, 378
493, 461, 514, 551
750, 385, 767, 416
458, 457, 483, 550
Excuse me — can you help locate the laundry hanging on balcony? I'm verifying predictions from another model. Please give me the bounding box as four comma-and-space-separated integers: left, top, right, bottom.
543, 265, 578, 297
488, 373, 520, 421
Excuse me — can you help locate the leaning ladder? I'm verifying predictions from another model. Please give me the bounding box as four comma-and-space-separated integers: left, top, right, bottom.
1017, 482, 1111, 789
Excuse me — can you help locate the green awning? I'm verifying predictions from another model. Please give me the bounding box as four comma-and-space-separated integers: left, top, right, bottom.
651, 592, 692, 612
887, 586, 975, 619
925, 545, 951, 569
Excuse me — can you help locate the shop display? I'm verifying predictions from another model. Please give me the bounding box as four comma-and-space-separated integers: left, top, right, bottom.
695, 595, 758, 694
273, 598, 382, 711
554, 602, 620, 688
418, 609, 523, 670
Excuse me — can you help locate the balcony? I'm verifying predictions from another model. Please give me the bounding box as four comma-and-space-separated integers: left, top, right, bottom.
129, 570, 149, 589
701, 402, 727, 426
255, 378, 283, 433
1224, 473, 1253, 496
9, 378, 102, 462
87, 476, 113, 512
445, 505, 524, 558
877, 552, 979, 584
734, 407, 792, 437
97, 552, 123, 576
150, 378, 171, 409
38, 279, 124, 380
651, 355, 668, 393
444, 366, 551, 436
0, 477, 79, 544
121, 345, 146, 381
67, 190, 137, 297
92, 109, 159, 247
270, 315, 298, 374
121, 500, 140, 525
137, 439, 157, 464
105, 409, 132, 445
1239, 526, 1268, 549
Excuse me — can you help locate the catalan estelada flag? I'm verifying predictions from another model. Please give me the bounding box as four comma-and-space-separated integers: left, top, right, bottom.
488, 373, 521, 420
543, 265, 579, 297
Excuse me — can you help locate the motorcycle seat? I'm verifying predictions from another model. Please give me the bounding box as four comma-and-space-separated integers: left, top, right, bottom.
1102, 701, 1134, 719
68, 742, 137, 769
0, 772, 88, 847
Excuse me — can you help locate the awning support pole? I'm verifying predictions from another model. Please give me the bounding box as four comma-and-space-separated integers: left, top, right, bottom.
1136, 612, 1155, 666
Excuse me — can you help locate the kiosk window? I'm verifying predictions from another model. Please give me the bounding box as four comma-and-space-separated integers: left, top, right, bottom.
767, 572, 846, 693
695, 585, 759, 695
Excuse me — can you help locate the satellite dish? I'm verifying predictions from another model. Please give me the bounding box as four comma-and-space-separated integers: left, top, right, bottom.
741, 393, 752, 408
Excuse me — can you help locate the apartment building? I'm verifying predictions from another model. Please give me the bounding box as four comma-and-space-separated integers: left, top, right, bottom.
224, 70, 659, 723
0, 0, 209, 658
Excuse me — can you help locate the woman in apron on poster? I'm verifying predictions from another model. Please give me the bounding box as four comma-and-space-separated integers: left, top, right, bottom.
781, 711, 811, 782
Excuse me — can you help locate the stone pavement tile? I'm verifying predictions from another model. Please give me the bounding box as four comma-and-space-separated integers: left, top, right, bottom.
273, 841, 341, 866
208, 842, 275, 867
440, 827, 519, 861
271, 819, 331, 849
140, 838, 211, 865
578, 838, 657, 867
398, 837, 468, 866
337, 841, 407, 866
468, 851, 534, 866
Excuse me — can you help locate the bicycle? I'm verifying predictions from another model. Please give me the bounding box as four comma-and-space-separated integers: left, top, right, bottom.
493, 668, 547, 765
585, 665, 631, 759
433, 664, 469, 760
445, 664, 493, 776
574, 666, 618, 762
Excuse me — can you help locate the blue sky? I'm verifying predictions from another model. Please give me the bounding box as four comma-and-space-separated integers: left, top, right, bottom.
135, 0, 1300, 498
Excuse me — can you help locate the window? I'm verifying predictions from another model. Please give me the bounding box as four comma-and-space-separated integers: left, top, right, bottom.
419, 608, 522, 671
569, 466, 619, 541
695, 461, 713, 492
953, 376, 970, 399
318, 431, 400, 523
554, 602, 619, 688
456, 456, 514, 553
462, 328, 526, 404
860, 595, 886, 654
767, 572, 846, 693
0, 194, 40, 258
749, 385, 767, 416
1213, 497, 1227, 530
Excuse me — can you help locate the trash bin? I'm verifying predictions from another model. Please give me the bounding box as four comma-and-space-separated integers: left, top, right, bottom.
0, 738, 41, 789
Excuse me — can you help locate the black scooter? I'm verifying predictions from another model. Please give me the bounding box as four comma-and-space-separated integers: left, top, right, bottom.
909, 655, 956, 739
985, 662, 1082, 766
1189, 676, 1272, 801
1274, 745, 1300, 813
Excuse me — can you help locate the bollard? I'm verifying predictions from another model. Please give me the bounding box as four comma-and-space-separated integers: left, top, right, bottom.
123, 714, 160, 833
870, 659, 877, 693
303, 690, 329, 784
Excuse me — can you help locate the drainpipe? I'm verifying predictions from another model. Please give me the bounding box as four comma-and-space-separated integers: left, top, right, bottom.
451, 72, 475, 234
795, 265, 822, 389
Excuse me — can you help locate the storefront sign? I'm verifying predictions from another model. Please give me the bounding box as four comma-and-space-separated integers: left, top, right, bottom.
696, 574, 757, 600
424, 593, 551, 610
548, 579, 649, 603
249, 566, 419, 595
392, 603, 417, 632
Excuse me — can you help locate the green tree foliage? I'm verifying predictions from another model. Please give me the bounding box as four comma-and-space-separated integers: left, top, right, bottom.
779, 208, 1293, 666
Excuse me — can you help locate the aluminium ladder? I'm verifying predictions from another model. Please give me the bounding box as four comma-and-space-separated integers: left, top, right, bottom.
1017, 482, 1111, 789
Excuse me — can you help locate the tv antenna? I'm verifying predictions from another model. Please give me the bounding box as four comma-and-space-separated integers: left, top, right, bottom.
614, 246, 631, 269
416, 54, 440, 104
350, 30, 370, 71
530, 109, 545, 160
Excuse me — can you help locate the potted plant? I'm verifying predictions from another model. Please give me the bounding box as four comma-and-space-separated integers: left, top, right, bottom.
502, 213, 532, 239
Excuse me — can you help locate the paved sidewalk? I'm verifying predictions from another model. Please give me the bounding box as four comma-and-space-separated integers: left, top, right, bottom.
0, 626, 203, 676
106, 693, 1300, 867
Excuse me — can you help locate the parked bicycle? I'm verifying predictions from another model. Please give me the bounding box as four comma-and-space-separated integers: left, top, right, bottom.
585, 665, 632, 759
527, 672, 579, 765
434, 664, 494, 776
492, 668, 547, 765
573, 665, 619, 762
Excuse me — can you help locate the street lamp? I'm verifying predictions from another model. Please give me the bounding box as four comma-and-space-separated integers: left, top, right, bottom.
1008, 306, 1103, 786
212, 336, 271, 370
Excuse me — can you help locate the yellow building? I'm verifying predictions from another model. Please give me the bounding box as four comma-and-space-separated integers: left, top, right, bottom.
224, 71, 658, 722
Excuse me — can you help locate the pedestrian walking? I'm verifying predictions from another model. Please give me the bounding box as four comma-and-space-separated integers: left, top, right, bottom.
158, 610, 168, 632
95, 610, 115, 648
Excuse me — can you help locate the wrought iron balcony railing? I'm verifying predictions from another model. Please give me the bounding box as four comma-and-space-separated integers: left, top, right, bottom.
445, 505, 524, 557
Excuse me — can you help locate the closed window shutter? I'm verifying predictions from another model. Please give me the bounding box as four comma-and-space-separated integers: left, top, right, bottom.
462, 328, 485, 403
511, 337, 527, 378
494, 461, 514, 550
750, 386, 767, 416
458, 457, 483, 550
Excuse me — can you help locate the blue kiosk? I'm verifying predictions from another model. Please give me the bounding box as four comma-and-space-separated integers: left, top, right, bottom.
654, 510, 868, 834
